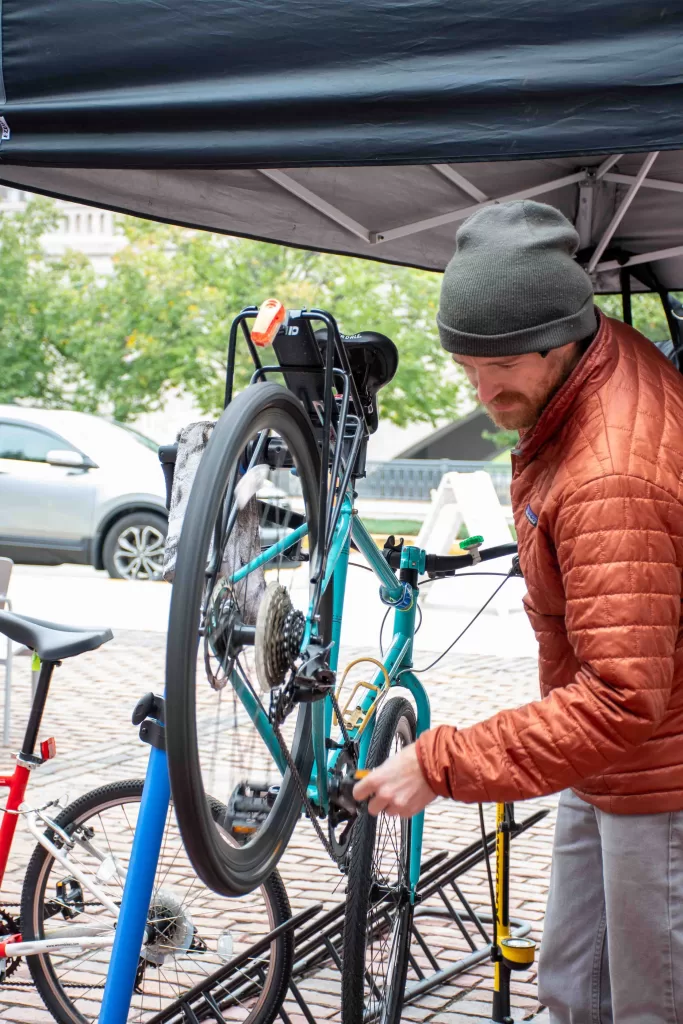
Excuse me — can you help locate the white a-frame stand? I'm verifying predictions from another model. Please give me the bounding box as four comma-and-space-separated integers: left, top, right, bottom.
417, 471, 521, 617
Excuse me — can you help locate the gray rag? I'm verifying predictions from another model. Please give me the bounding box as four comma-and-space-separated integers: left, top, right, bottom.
437, 200, 596, 357
163, 421, 265, 625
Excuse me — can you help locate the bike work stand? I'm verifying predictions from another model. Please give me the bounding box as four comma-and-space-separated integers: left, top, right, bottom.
99, 695, 547, 1023
98, 693, 171, 1024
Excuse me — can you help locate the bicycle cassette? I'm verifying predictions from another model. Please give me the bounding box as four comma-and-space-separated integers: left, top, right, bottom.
255, 583, 305, 692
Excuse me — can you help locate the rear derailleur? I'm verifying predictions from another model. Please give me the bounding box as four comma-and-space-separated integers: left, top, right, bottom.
268, 639, 336, 726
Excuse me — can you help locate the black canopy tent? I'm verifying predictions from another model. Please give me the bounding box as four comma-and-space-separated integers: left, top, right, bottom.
2, 0, 683, 329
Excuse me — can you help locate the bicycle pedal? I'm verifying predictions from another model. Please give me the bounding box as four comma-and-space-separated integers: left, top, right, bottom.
329, 770, 369, 816
224, 781, 279, 841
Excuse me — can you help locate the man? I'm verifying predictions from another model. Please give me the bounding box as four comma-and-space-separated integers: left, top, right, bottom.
354, 200, 683, 1021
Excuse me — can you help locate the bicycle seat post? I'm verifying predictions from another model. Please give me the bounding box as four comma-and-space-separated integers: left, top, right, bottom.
18, 659, 57, 765
0, 658, 57, 888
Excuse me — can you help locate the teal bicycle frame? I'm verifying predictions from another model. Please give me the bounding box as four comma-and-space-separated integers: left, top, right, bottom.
229, 491, 430, 899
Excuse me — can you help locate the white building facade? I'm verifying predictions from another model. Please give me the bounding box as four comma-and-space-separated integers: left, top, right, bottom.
0, 187, 126, 275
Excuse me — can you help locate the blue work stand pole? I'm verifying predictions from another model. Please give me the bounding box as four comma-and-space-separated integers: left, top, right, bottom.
99, 694, 170, 1024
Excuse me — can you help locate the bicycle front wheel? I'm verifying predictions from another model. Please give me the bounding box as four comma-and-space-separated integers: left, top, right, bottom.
21, 780, 292, 1024
166, 382, 331, 897
342, 698, 416, 1024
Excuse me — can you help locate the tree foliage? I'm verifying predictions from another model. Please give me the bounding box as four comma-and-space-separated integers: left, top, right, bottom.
594, 292, 674, 342
4, 198, 678, 440
0, 198, 461, 426
0, 198, 92, 408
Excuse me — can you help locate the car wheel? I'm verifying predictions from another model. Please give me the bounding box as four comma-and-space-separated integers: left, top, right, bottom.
102, 511, 167, 580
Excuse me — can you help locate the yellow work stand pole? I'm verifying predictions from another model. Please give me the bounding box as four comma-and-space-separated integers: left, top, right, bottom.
491, 803, 537, 1023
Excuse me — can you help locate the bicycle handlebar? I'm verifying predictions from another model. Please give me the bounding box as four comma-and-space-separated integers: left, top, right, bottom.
385, 542, 518, 575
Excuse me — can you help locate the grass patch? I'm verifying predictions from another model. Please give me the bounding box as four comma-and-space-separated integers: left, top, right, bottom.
362, 518, 422, 537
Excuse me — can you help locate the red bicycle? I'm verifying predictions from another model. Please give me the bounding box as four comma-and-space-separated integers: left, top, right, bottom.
0, 609, 292, 1024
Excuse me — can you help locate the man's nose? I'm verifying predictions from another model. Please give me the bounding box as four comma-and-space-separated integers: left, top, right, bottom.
475, 373, 502, 405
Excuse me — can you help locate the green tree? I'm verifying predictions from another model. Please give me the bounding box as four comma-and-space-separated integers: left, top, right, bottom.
594, 292, 673, 342
0, 199, 463, 425
83, 218, 458, 424
0, 197, 94, 407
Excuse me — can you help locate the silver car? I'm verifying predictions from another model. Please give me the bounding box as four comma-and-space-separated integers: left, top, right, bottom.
0, 406, 168, 579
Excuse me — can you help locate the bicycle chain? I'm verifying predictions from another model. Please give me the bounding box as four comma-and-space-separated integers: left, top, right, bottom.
3, 979, 105, 990
270, 687, 354, 864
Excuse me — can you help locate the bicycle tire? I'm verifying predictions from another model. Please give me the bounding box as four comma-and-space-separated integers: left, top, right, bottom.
342, 698, 416, 1024
166, 382, 331, 897
21, 779, 292, 1024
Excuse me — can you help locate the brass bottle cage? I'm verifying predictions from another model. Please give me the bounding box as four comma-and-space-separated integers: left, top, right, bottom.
333, 656, 392, 740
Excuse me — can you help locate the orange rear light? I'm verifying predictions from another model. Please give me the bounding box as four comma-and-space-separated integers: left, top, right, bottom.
252, 298, 285, 347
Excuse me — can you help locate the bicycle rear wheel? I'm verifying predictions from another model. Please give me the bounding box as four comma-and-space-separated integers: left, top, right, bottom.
21, 780, 292, 1024
342, 698, 416, 1024
166, 382, 331, 897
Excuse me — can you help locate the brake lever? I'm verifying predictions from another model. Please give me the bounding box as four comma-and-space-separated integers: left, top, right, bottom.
510, 555, 524, 578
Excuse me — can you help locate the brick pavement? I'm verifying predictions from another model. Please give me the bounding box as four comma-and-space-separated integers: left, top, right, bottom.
0, 629, 553, 1023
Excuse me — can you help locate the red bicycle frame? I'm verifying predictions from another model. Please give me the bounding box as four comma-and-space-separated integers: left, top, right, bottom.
0, 657, 57, 888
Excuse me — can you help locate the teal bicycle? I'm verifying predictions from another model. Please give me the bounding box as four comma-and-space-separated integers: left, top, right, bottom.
165, 301, 517, 1023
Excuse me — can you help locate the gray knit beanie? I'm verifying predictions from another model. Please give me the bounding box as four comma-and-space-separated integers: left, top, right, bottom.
437, 200, 596, 357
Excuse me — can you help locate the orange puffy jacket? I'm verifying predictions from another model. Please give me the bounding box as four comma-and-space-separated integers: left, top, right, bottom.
416, 313, 683, 814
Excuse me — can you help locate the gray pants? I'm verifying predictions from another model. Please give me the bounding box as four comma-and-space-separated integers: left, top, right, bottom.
538, 789, 683, 1024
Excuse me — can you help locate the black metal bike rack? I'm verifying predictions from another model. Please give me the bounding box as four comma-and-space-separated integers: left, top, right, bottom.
282, 807, 548, 1022
154, 807, 548, 1023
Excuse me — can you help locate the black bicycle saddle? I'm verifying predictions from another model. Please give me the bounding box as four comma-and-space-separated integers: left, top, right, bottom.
316, 329, 399, 433
0, 610, 113, 662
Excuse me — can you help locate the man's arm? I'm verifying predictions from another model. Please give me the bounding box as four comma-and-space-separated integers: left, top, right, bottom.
409, 474, 681, 805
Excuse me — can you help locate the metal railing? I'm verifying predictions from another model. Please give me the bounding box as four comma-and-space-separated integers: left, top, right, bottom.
357, 459, 512, 503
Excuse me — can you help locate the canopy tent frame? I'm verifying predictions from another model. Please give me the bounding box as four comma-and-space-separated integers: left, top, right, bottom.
3, 0, 683, 365
247, 152, 683, 279
6, 148, 683, 281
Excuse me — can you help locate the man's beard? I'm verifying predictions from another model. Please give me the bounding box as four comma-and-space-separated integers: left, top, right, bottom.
484, 346, 583, 431
485, 392, 544, 430
485, 375, 567, 430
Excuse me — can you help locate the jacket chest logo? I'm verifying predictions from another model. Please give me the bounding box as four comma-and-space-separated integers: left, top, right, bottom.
525, 503, 539, 527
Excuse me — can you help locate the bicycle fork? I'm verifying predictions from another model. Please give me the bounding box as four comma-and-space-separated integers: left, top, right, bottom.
491, 803, 537, 1023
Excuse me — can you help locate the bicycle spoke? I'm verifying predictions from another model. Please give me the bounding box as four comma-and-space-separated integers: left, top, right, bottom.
26, 787, 284, 1022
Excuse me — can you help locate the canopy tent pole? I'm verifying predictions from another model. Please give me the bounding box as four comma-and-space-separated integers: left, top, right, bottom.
595, 154, 625, 179
620, 268, 633, 326
597, 244, 683, 273
371, 172, 586, 244
432, 165, 489, 203
602, 172, 683, 195
576, 183, 594, 248
588, 152, 660, 272
259, 169, 372, 242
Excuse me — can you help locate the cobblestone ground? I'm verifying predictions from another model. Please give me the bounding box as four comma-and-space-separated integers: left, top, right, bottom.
0, 630, 553, 1023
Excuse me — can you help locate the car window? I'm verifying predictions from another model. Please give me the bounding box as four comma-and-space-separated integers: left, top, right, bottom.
114, 421, 160, 452
0, 422, 77, 463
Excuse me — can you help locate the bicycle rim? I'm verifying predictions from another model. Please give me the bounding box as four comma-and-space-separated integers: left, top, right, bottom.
21, 780, 292, 1024
166, 383, 331, 896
